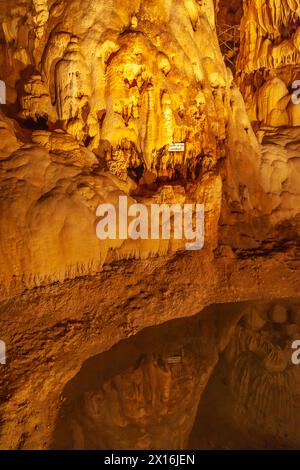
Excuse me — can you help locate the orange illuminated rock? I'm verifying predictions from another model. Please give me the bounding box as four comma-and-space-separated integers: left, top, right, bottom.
0, 0, 299, 453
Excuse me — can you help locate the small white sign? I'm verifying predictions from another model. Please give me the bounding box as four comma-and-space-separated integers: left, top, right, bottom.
169, 143, 185, 152
167, 356, 182, 364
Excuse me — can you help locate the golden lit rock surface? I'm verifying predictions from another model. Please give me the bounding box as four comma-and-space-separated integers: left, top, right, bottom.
237, 0, 300, 127
0, 0, 300, 451
0, 0, 262, 295
191, 301, 300, 449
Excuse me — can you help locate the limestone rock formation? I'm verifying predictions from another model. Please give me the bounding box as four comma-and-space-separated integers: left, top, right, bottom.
51, 304, 243, 450
237, 0, 300, 128
0, 0, 263, 296
0, 0, 299, 452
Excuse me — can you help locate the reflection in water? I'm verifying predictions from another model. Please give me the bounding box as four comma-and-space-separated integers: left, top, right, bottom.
52, 300, 300, 450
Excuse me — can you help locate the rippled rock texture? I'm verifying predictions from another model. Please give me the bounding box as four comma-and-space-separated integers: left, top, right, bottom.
237, 0, 300, 127
52, 301, 300, 450
0, 0, 300, 451
0, 0, 262, 294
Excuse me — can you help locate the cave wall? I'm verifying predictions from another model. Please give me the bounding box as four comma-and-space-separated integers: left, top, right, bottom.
0, 0, 263, 297
0, 0, 300, 452
237, 0, 300, 127
190, 301, 300, 449
51, 301, 300, 450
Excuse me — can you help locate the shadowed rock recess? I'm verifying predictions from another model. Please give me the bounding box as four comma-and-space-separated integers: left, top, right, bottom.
0, 0, 300, 450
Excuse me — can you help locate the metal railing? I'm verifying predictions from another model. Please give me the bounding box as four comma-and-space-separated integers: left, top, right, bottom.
217, 24, 240, 67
